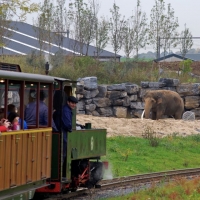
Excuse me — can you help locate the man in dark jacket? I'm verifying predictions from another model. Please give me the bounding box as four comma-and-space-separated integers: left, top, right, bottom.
62, 96, 78, 163
24, 90, 48, 126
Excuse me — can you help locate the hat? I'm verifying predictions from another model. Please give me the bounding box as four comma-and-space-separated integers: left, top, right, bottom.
67, 96, 78, 103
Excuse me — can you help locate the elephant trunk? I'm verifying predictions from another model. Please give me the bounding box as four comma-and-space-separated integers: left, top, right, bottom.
144, 104, 152, 119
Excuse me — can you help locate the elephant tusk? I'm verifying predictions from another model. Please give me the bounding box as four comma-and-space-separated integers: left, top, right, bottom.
141, 110, 145, 120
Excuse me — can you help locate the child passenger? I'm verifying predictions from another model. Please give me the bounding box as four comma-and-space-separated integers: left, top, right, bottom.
0, 118, 10, 132
7, 104, 28, 129
7, 112, 20, 130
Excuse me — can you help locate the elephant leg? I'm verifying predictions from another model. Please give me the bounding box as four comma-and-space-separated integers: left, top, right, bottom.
156, 110, 164, 120
152, 112, 156, 120
174, 112, 182, 119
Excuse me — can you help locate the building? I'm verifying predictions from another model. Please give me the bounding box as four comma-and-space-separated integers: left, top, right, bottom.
154, 53, 200, 62
1, 21, 121, 62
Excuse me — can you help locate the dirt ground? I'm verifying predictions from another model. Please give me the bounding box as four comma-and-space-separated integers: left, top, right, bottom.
77, 114, 200, 138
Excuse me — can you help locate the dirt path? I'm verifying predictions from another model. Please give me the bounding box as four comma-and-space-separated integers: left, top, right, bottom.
77, 114, 200, 137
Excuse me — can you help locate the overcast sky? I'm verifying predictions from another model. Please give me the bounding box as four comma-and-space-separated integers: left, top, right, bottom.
26, 0, 200, 56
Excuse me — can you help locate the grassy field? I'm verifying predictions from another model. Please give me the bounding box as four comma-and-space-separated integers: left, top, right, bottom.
102, 134, 200, 178
101, 134, 200, 199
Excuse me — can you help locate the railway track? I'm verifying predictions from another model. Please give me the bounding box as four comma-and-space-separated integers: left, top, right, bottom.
44, 167, 200, 200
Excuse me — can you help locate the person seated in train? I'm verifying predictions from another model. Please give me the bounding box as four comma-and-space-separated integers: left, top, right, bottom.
8, 104, 28, 129
24, 90, 48, 126
7, 112, 20, 130
0, 108, 4, 119
0, 118, 10, 132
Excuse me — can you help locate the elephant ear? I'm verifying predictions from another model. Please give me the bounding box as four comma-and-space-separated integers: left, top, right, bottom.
155, 94, 162, 104
157, 97, 162, 104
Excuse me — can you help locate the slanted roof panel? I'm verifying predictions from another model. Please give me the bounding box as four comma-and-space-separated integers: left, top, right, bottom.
5, 21, 121, 58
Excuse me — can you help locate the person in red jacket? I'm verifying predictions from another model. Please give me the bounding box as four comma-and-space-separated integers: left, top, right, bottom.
0, 118, 11, 132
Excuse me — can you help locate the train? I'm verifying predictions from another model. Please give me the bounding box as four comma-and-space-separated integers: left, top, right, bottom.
0, 62, 107, 200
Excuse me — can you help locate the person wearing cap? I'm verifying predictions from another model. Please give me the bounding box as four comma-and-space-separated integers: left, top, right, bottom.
24, 90, 48, 126
62, 96, 78, 164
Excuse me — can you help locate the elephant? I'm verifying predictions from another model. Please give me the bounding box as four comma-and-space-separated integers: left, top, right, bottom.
143, 90, 184, 120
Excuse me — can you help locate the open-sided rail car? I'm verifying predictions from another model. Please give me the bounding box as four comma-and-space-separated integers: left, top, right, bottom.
0, 62, 107, 200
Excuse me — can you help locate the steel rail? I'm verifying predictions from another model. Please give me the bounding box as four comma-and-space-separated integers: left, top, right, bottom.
44, 167, 200, 199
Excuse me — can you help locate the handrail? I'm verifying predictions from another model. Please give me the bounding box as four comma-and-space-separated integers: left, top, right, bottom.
1, 127, 52, 136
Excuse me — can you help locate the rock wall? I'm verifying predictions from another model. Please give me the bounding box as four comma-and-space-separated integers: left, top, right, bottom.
76, 77, 200, 119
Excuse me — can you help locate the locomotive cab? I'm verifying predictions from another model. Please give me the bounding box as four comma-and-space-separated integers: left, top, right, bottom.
35, 79, 107, 196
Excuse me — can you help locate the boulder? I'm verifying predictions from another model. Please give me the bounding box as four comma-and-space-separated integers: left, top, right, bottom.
76, 100, 85, 111
129, 94, 137, 102
93, 98, 111, 108
112, 99, 124, 106
113, 107, 127, 118
125, 84, 139, 94
107, 91, 121, 100
85, 99, 93, 104
96, 85, 107, 97
77, 77, 98, 90
107, 84, 126, 91
86, 104, 96, 112
184, 96, 200, 109
176, 83, 200, 96
130, 102, 145, 109
76, 84, 85, 94
83, 89, 99, 99
122, 96, 130, 107
96, 107, 113, 116
159, 78, 180, 87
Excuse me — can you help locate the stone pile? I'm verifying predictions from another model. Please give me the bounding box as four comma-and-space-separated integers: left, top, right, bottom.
76, 77, 200, 119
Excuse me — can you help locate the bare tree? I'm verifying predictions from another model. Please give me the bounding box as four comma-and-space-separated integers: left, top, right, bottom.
32, 0, 55, 71
122, 0, 149, 59
122, 17, 135, 59
149, 0, 179, 59
133, 0, 148, 59
50, 0, 70, 67
53, 0, 68, 49
39, 0, 55, 58
69, 0, 99, 56
179, 24, 193, 58
94, 16, 109, 58
69, 0, 87, 55
109, 2, 126, 61
162, 3, 179, 57
32, 18, 47, 71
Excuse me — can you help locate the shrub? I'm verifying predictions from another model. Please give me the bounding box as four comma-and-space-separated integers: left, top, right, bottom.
142, 126, 160, 147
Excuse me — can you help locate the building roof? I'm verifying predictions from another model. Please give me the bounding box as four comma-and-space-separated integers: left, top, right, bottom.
1, 21, 121, 59
154, 53, 200, 62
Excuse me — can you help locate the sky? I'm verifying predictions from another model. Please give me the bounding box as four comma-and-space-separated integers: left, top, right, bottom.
26, 0, 200, 56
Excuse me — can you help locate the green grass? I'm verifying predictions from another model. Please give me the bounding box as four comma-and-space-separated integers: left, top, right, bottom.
101, 134, 200, 199
104, 176, 200, 199
102, 134, 200, 178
